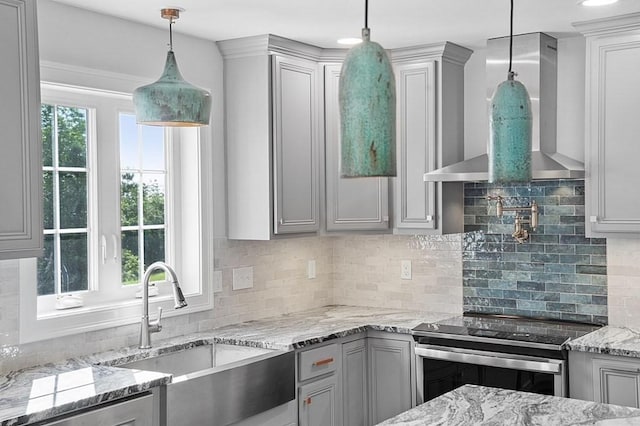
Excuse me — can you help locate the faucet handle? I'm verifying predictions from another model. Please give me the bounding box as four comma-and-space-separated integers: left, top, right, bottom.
149, 307, 163, 333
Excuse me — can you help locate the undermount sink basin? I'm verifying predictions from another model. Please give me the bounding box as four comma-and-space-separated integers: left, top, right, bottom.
120, 343, 275, 378
118, 342, 295, 426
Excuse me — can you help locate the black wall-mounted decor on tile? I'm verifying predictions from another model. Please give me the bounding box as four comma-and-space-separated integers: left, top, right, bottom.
463, 179, 607, 325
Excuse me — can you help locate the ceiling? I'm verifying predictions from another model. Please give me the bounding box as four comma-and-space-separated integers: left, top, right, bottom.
51, 0, 640, 49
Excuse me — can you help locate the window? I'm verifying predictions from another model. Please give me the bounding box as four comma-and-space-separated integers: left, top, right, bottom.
119, 113, 168, 285
39, 104, 90, 296
20, 65, 213, 343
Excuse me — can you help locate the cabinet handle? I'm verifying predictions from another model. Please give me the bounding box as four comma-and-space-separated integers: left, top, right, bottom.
112, 234, 118, 261
279, 218, 284, 225
101, 235, 107, 264
312, 357, 334, 367
590, 215, 598, 223
304, 396, 312, 405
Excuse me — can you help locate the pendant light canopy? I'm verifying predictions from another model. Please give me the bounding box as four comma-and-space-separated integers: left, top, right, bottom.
133, 8, 211, 127
488, 0, 532, 183
339, 0, 396, 177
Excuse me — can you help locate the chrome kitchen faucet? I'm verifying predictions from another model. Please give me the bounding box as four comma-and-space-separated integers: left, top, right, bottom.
139, 261, 188, 349
487, 195, 539, 244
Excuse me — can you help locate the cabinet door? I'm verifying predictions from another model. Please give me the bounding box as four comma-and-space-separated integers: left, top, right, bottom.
367, 338, 413, 424
272, 55, 320, 235
43, 394, 154, 425
342, 339, 368, 426
393, 62, 437, 231
299, 375, 341, 426
585, 30, 640, 236
324, 64, 390, 232
0, 0, 42, 259
593, 357, 640, 408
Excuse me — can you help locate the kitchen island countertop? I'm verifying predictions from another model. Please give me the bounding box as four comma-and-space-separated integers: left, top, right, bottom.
378, 384, 640, 425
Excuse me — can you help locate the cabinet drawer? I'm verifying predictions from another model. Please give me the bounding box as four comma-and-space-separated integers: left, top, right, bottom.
43, 393, 154, 425
299, 343, 338, 381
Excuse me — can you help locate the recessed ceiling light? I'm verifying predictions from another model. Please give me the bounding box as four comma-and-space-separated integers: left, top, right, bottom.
337, 37, 362, 45
578, 0, 619, 6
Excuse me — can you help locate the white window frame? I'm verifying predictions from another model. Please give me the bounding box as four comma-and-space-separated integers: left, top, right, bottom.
19, 62, 213, 344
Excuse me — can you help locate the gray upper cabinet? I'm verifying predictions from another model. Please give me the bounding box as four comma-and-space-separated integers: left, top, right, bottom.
576, 13, 640, 237
220, 36, 471, 239
218, 35, 321, 240
273, 55, 320, 235
324, 63, 390, 232
392, 43, 472, 234
0, 0, 42, 259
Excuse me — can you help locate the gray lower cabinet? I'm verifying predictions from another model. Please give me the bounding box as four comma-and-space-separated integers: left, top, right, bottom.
297, 342, 342, 426
0, 0, 42, 259
298, 375, 341, 426
324, 63, 390, 232
40, 393, 154, 425
575, 13, 640, 237
367, 337, 413, 424
570, 351, 640, 407
342, 339, 368, 426
297, 333, 414, 426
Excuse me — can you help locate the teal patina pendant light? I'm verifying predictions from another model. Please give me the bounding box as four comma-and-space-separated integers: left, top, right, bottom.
133, 8, 211, 127
339, 0, 396, 177
488, 0, 532, 183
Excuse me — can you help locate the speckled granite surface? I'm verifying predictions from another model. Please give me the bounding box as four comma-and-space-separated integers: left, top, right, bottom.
565, 326, 640, 358
1, 305, 455, 425
378, 385, 640, 425
0, 361, 169, 426
202, 305, 456, 350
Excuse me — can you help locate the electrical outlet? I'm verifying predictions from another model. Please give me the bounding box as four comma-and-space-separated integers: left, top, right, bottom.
308, 259, 316, 279
213, 270, 223, 293
232, 266, 253, 290
401, 260, 412, 280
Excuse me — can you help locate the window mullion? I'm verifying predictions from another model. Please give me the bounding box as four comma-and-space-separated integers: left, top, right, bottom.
53, 105, 62, 296
137, 124, 145, 282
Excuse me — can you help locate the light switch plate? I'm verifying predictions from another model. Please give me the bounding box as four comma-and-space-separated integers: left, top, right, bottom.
401, 260, 412, 280
213, 270, 223, 293
233, 266, 253, 290
308, 260, 316, 279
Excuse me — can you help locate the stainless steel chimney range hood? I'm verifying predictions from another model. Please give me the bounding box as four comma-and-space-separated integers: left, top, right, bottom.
424, 32, 584, 182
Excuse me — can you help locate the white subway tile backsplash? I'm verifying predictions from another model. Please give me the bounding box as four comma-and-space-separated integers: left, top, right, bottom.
5, 229, 639, 373
606, 238, 640, 328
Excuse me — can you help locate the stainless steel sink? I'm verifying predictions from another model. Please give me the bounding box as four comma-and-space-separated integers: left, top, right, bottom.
121, 343, 274, 376
119, 342, 295, 426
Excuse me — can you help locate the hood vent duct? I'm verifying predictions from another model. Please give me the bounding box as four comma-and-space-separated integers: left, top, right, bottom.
424, 32, 584, 182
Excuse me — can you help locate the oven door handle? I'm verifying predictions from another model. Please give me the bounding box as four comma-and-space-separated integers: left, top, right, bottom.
415, 346, 562, 374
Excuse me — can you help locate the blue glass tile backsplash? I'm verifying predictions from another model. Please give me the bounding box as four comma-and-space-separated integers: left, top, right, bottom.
463, 179, 607, 325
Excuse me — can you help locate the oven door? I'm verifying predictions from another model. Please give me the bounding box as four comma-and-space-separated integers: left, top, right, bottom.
415, 344, 567, 403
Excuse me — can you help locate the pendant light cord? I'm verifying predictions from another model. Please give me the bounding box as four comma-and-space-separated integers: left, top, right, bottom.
509, 0, 514, 74
364, 0, 369, 29
169, 17, 174, 52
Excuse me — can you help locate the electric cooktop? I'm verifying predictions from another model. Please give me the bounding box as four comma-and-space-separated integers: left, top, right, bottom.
412, 312, 602, 348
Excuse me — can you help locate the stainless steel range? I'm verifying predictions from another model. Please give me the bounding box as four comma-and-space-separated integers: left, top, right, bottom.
412, 313, 600, 403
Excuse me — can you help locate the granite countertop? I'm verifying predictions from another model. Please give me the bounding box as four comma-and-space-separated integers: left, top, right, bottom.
378, 385, 640, 426
0, 361, 170, 426
565, 326, 640, 358
1, 305, 455, 425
